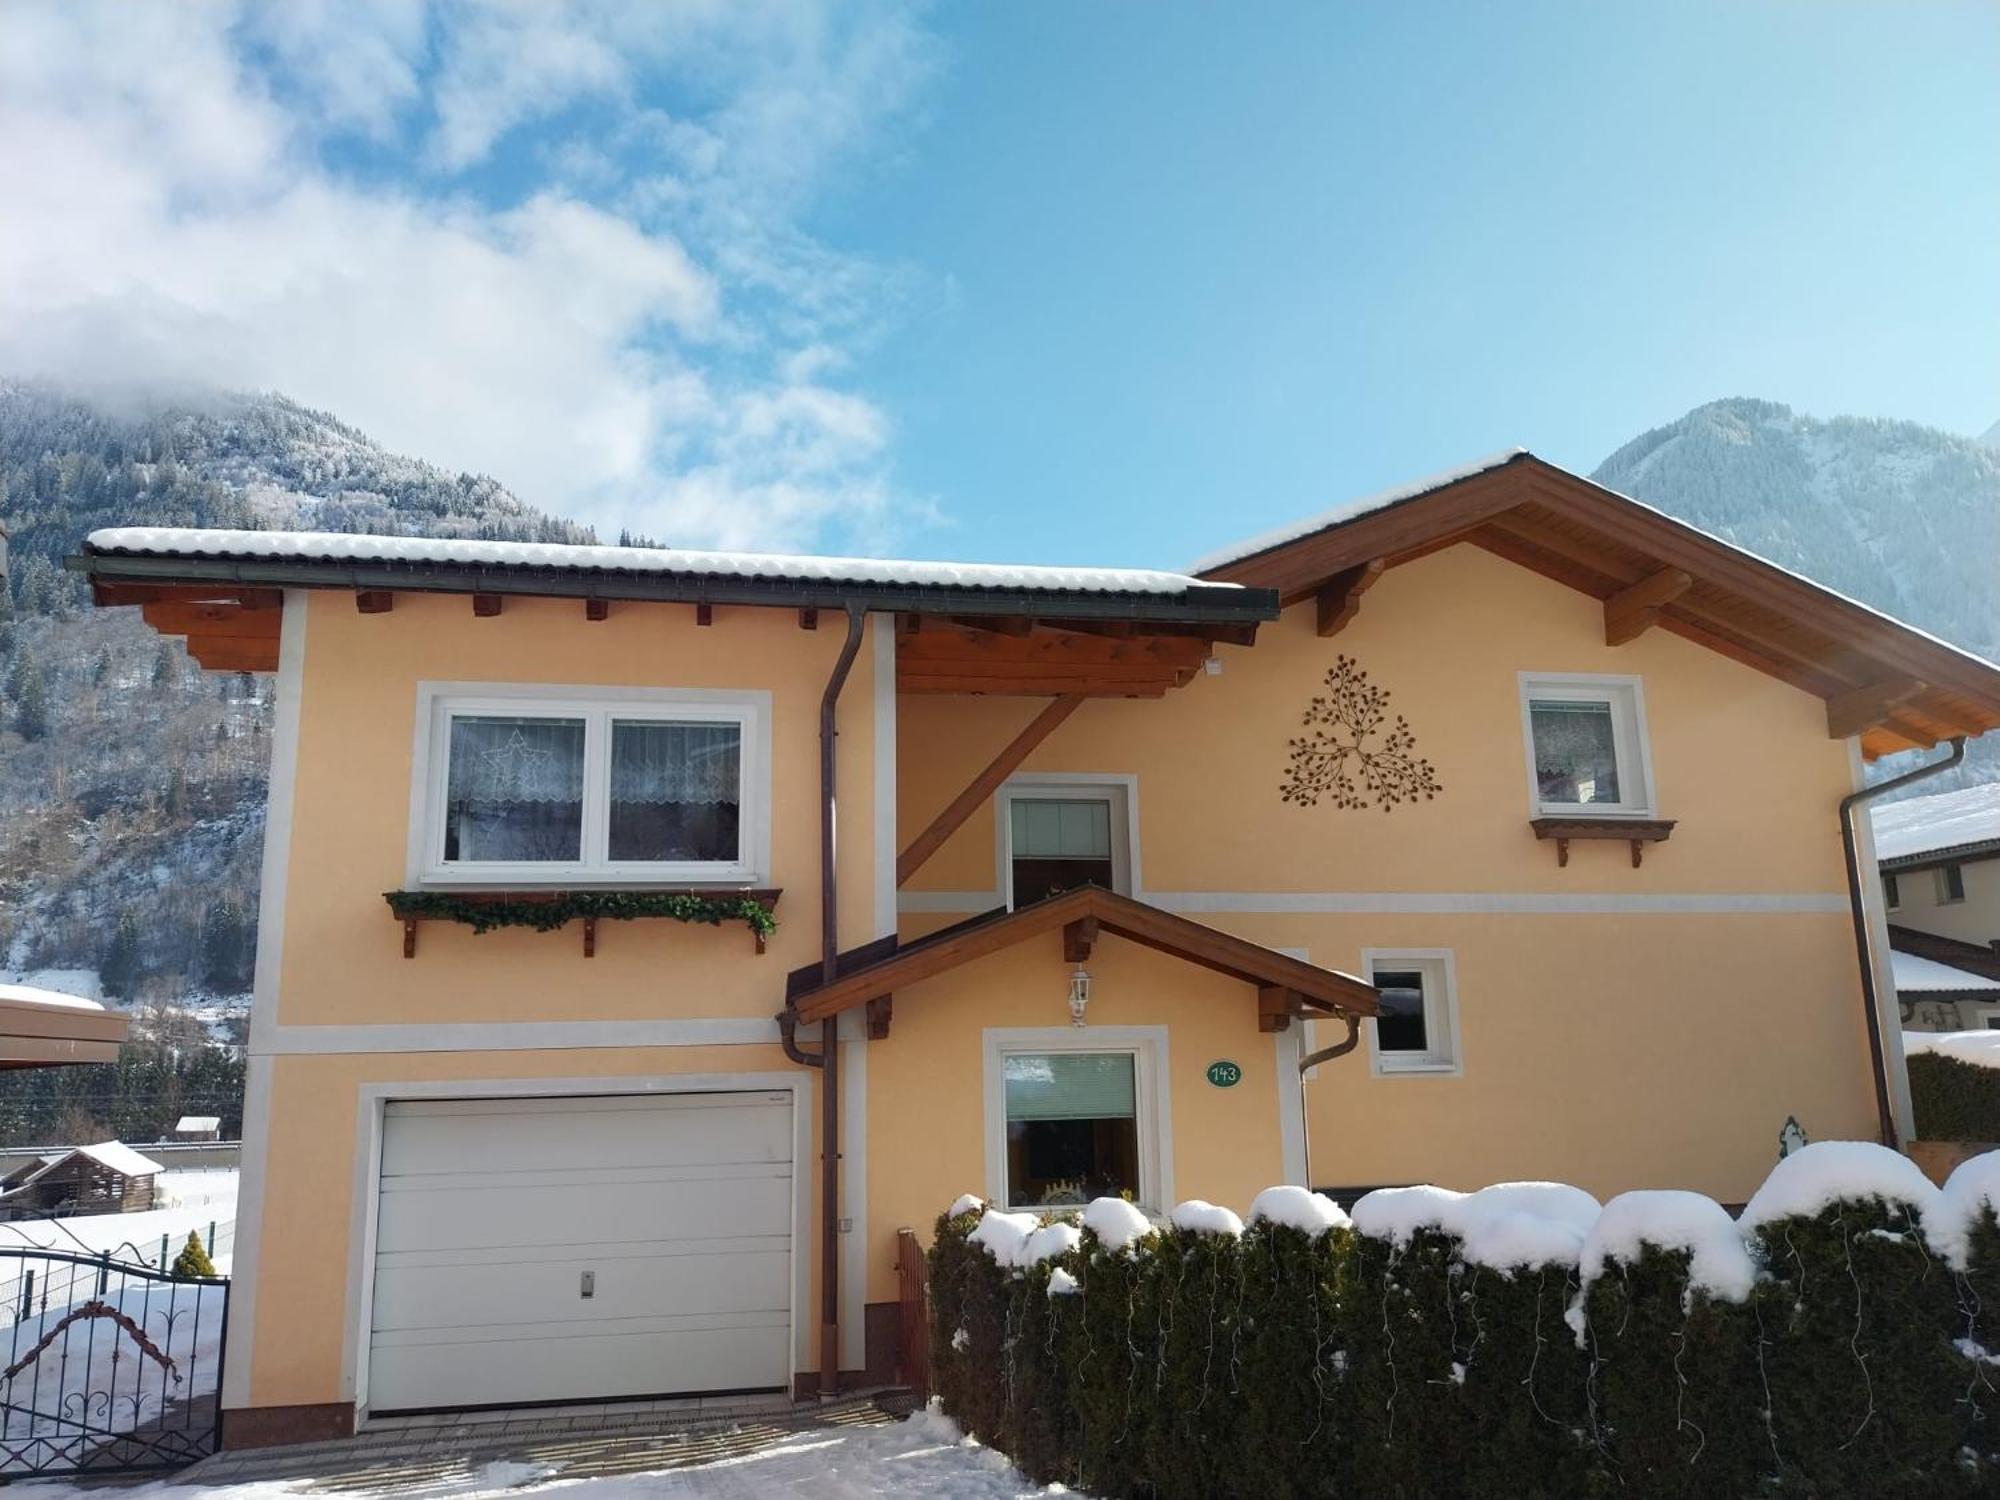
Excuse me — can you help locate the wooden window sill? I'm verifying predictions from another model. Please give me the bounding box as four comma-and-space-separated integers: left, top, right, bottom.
1529, 817, 1676, 869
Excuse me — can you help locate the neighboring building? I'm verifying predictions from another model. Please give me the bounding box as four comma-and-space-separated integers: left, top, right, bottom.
173, 1115, 223, 1142
76, 450, 2000, 1443
0, 1141, 164, 1220
1871, 783, 2000, 1029
0, 983, 128, 1067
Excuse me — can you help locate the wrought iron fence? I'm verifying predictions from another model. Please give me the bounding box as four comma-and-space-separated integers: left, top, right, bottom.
0, 1247, 228, 1476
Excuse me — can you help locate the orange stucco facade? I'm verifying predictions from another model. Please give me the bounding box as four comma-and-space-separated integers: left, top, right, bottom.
224, 540, 1887, 1432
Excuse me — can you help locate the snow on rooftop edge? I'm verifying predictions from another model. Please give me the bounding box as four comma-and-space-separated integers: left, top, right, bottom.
1188, 449, 1527, 572
86, 527, 1232, 598
1871, 781, 2000, 862
0, 984, 106, 1012
1891, 952, 2000, 994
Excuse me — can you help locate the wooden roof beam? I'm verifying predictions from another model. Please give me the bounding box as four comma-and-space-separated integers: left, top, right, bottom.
1316, 559, 1384, 638
897, 695, 1084, 885
1826, 678, 1929, 740
1604, 567, 1693, 646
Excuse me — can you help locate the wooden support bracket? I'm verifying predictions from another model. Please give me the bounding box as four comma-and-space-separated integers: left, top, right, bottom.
1258, 985, 1295, 1033
865, 994, 893, 1040
356, 591, 394, 614
1531, 817, 1677, 868
1826, 678, 1927, 740
1064, 916, 1099, 964
582, 917, 598, 957
402, 919, 419, 959
472, 593, 503, 617
799, 608, 819, 631
1316, 559, 1385, 638
897, 695, 1086, 885
586, 598, 610, 622
695, 604, 714, 627
1603, 567, 1692, 645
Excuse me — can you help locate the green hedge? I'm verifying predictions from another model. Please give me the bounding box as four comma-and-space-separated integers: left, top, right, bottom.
1910, 1052, 2000, 1142
930, 1159, 2000, 1499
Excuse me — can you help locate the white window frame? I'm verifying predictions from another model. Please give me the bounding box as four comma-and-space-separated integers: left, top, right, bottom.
995, 774, 1140, 908
982, 1025, 1172, 1213
1362, 948, 1463, 1077
408, 682, 772, 887
1517, 672, 1657, 818
1936, 863, 1967, 905
1974, 1006, 2000, 1029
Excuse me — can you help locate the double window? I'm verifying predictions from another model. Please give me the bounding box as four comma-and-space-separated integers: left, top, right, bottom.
1520, 674, 1655, 817
1363, 950, 1461, 1075
416, 688, 770, 884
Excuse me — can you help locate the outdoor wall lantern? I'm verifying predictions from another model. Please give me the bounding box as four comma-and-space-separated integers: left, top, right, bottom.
1068, 964, 1092, 1027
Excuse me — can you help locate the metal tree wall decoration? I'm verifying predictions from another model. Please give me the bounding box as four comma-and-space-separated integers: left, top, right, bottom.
1280, 655, 1442, 812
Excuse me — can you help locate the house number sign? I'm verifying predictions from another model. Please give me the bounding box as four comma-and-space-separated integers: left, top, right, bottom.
1206, 1059, 1243, 1088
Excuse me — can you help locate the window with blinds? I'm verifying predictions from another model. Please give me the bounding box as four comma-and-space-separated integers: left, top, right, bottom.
1007, 795, 1119, 906
1520, 676, 1653, 816
1002, 1051, 1140, 1207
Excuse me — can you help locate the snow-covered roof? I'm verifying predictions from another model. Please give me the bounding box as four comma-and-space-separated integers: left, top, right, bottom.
1189, 449, 1527, 572
86, 527, 1237, 601
1871, 781, 2000, 864
0, 984, 107, 1013
71, 1142, 166, 1178
1904, 1030, 2000, 1070
1891, 951, 2000, 994
174, 1116, 221, 1132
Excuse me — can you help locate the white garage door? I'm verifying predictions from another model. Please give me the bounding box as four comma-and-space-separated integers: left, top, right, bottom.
368, 1091, 794, 1413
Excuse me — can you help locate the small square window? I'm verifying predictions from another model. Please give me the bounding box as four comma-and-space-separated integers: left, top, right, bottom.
1364, 951, 1460, 1075
1938, 864, 1966, 904
1520, 676, 1654, 817
999, 781, 1133, 907
1883, 874, 1901, 910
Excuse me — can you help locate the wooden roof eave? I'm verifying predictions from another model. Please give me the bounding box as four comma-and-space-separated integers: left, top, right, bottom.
786, 886, 1380, 1025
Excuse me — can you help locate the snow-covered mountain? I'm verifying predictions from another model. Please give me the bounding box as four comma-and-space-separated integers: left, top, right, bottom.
0, 381, 589, 1014
1594, 397, 2000, 673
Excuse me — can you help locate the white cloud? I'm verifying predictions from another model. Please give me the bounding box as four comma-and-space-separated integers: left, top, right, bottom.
0, 0, 940, 553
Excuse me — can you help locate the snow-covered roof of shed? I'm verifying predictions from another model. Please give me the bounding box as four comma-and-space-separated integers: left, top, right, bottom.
1189, 449, 1527, 572
0, 985, 108, 1013
28, 1141, 166, 1181
86, 527, 1234, 601
174, 1115, 222, 1132
1891, 951, 2000, 994
1871, 782, 2000, 864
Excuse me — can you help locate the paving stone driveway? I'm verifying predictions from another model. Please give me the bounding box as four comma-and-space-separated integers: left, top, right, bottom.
177, 1393, 916, 1495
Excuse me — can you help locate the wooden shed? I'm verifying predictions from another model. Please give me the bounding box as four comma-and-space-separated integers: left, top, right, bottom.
0, 1141, 165, 1220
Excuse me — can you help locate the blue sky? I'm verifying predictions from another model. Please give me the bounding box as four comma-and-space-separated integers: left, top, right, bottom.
2, 2, 1993, 566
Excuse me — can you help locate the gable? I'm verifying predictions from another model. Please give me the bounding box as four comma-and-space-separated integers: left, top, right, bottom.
1198, 453, 2000, 759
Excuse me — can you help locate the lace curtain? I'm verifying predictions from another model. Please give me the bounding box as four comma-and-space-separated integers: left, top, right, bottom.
1529, 699, 1619, 803
610, 722, 741, 805
445, 716, 585, 861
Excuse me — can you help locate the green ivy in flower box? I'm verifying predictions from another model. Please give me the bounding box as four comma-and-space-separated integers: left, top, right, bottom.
384, 889, 779, 941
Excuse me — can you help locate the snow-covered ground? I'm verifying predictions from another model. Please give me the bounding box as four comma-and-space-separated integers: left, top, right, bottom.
9, 1406, 1062, 1498
0, 1171, 237, 1272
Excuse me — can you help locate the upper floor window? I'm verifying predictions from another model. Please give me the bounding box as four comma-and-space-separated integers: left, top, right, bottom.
1884, 873, 1901, 910
1937, 863, 1967, 904
1519, 674, 1655, 817
416, 687, 770, 885
998, 778, 1134, 907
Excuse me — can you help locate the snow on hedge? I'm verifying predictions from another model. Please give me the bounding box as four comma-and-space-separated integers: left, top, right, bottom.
1248, 1184, 1349, 1237
1047, 1267, 1080, 1298
1930, 1152, 2000, 1271
1082, 1196, 1154, 1253
1580, 1190, 1756, 1301
1169, 1199, 1244, 1237
967, 1210, 1040, 1266
1444, 1183, 1601, 1272
1739, 1140, 1943, 1230
1350, 1184, 1465, 1246
947, 1193, 985, 1220
1904, 1029, 2000, 1069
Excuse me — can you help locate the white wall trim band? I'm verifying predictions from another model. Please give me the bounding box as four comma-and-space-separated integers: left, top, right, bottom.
902, 889, 1848, 916
254, 1017, 782, 1057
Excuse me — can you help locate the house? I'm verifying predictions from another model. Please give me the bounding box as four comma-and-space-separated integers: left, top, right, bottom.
173, 1115, 224, 1142
73, 449, 2000, 1446
1871, 782, 2000, 1029
0, 1140, 165, 1219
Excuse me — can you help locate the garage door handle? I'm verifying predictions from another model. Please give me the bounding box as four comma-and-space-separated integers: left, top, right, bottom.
580, 1271, 595, 1299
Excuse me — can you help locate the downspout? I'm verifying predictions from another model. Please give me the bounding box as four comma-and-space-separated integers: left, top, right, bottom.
779, 604, 867, 1400
1839, 735, 1964, 1149
1296, 1013, 1363, 1190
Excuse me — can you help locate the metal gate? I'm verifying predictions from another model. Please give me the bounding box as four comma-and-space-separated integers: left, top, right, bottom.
0, 1247, 228, 1476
